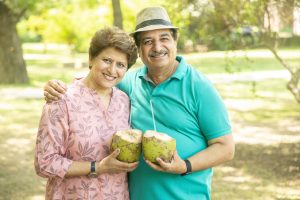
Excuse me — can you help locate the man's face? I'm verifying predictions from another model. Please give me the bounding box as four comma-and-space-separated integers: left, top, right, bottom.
138, 29, 177, 71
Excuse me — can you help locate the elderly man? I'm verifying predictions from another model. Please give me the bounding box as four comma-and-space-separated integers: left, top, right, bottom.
44, 6, 234, 200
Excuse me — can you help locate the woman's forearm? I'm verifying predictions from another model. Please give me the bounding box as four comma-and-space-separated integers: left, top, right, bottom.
65, 161, 92, 177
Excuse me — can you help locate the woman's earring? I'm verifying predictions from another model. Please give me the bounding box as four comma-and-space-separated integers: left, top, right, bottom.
89, 65, 92, 69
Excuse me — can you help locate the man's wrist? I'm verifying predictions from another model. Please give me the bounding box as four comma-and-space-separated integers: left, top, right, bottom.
181, 159, 192, 176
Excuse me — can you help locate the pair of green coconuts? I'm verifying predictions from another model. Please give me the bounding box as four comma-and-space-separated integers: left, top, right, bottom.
110, 129, 176, 163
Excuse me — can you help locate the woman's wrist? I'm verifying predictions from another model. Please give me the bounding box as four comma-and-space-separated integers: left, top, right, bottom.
96, 161, 103, 175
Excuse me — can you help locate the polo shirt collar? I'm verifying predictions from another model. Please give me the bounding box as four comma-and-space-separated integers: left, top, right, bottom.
138, 56, 187, 81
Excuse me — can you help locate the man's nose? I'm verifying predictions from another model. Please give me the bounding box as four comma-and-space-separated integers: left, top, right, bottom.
152, 41, 162, 51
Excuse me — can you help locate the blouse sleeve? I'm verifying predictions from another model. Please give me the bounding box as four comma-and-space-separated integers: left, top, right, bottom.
34, 99, 73, 178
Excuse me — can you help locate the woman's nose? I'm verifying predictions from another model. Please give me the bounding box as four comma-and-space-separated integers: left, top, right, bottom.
107, 63, 117, 73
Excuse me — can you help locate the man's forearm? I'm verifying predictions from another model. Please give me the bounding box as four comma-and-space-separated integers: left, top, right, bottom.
188, 134, 235, 172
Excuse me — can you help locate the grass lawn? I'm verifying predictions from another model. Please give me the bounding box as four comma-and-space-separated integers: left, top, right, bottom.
212, 78, 300, 200
0, 44, 299, 199
0, 99, 45, 200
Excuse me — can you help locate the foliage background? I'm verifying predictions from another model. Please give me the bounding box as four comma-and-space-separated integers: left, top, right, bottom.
16, 0, 300, 52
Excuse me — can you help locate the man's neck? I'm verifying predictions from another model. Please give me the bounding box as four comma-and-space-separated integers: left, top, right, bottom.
147, 60, 179, 85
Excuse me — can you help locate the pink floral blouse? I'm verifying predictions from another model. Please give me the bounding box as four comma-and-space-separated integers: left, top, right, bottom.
35, 79, 130, 200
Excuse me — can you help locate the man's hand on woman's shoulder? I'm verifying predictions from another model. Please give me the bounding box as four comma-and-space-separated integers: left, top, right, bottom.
44, 79, 67, 103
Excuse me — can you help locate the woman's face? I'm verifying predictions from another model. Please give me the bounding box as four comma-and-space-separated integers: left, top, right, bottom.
88, 47, 128, 91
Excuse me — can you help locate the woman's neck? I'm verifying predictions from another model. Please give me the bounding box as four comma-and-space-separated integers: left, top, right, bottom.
83, 76, 112, 97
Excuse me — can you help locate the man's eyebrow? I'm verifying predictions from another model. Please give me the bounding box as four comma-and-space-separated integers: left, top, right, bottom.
142, 36, 152, 40
160, 33, 170, 37
141, 32, 170, 41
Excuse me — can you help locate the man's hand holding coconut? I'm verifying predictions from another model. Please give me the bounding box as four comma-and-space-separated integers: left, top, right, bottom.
144, 150, 187, 174
142, 130, 187, 174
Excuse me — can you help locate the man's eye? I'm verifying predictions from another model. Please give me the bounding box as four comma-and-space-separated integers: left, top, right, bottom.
143, 40, 152, 45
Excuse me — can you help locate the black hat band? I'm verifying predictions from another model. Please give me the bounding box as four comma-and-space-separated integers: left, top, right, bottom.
135, 19, 173, 30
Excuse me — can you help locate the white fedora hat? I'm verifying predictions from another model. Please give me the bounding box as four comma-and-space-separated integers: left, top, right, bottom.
130, 6, 178, 36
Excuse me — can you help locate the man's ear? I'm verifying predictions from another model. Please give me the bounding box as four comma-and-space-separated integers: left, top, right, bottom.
138, 48, 142, 58
175, 31, 180, 43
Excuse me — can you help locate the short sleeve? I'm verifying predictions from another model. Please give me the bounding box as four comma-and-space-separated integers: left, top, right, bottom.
197, 82, 231, 141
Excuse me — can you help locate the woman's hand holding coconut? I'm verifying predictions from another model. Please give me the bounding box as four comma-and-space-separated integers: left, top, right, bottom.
96, 149, 139, 174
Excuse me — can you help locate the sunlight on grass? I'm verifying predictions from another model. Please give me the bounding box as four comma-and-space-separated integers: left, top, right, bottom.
184, 49, 300, 59
232, 125, 300, 145
184, 49, 300, 74
0, 98, 45, 200
213, 163, 300, 200
28, 195, 44, 200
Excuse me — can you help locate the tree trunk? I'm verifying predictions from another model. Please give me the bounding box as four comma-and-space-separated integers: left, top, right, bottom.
0, 2, 29, 84
112, 0, 123, 29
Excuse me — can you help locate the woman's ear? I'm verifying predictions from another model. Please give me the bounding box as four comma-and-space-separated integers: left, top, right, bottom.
88, 59, 92, 69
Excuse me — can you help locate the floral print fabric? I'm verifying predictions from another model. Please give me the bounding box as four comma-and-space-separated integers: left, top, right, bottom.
35, 79, 130, 200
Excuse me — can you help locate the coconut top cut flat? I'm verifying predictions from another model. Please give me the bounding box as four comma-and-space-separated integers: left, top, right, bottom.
144, 130, 175, 141
115, 129, 142, 143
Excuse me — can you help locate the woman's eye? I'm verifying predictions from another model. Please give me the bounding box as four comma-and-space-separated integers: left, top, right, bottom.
103, 58, 111, 64
117, 63, 127, 69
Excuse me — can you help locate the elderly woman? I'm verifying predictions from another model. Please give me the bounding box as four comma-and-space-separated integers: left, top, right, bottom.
35, 27, 138, 200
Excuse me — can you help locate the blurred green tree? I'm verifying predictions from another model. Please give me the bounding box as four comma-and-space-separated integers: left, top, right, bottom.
163, 0, 300, 103
0, 0, 123, 84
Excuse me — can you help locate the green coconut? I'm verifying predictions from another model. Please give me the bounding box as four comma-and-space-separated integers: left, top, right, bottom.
142, 130, 176, 163
110, 129, 142, 163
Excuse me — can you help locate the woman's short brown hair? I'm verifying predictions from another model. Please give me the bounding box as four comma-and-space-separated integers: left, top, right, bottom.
89, 27, 138, 69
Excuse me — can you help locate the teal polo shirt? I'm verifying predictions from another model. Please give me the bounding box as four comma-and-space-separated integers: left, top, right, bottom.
118, 56, 231, 200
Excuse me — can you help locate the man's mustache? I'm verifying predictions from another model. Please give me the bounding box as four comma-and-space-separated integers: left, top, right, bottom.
149, 50, 168, 57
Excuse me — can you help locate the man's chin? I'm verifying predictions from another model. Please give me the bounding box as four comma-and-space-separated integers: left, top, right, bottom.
149, 58, 168, 65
